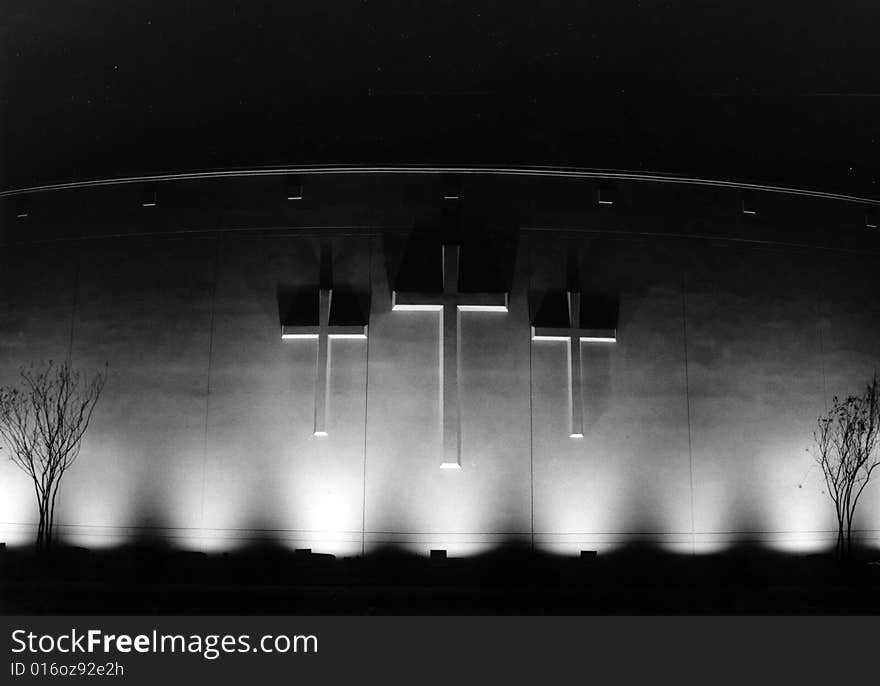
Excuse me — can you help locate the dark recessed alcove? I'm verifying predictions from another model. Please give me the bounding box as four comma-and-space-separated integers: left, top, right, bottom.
277, 288, 319, 327
532, 289, 570, 327
392, 234, 443, 293
327, 288, 369, 326
457, 226, 516, 294
531, 290, 619, 330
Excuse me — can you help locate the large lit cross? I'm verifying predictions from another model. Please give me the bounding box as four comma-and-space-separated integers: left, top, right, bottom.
282, 289, 368, 436
531, 292, 616, 438
392, 244, 508, 469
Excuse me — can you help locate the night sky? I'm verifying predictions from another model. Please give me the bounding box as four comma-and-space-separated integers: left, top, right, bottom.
1, 1, 878, 195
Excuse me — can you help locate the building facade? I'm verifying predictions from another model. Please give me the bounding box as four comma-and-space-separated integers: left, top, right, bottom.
1, 170, 879, 557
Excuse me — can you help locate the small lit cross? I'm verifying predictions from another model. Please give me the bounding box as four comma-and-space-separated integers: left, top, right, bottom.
531, 292, 616, 438
282, 289, 367, 436
392, 244, 508, 469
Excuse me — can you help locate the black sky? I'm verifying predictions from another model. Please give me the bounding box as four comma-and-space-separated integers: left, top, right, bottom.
1, 1, 878, 195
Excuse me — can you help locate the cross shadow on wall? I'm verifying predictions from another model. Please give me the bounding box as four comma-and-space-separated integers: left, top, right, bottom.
383, 208, 519, 294
529, 239, 623, 434
277, 239, 369, 329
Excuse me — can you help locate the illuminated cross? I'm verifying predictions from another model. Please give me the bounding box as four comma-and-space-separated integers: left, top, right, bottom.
531, 292, 616, 438
392, 244, 508, 469
282, 289, 368, 436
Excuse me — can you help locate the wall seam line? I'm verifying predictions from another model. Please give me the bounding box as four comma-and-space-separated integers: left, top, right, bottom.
361, 239, 372, 556
198, 236, 221, 549
681, 268, 696, 555
817, 264, 828, 411
66, 256, 80, 365
528, 234, 535, 551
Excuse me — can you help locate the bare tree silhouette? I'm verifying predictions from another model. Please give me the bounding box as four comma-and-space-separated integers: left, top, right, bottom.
812, 373, 880, 560
0, 361, 107, 551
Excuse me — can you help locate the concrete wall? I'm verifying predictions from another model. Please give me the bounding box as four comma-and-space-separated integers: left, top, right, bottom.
1, 176, 878, 556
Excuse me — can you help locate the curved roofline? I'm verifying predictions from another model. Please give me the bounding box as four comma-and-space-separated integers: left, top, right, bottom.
1, 164, 878, 206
